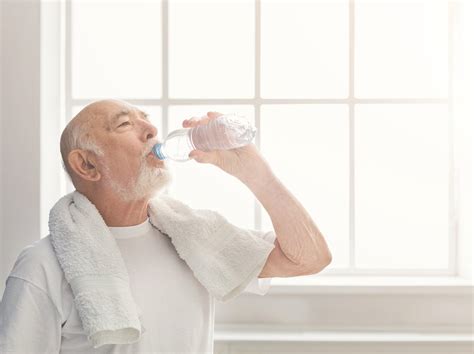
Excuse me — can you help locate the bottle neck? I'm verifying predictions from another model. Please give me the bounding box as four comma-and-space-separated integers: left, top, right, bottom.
152, 143, 166, 160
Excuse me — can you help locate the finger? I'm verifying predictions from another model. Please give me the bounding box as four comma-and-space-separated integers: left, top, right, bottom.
207, 111, 223, 119
183, 116, 198, 127
189, 150, 216, 164
183, 115, 212, 128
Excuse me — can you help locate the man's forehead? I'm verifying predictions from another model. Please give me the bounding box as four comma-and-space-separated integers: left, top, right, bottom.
110, 107, 132, 120
109, 106, 147, 121
76, 100, 147, 131
87, 99, 129, 115
108, 101, 134, 117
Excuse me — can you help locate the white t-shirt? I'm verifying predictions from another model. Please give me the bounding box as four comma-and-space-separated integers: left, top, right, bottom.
0, 217, 276, 353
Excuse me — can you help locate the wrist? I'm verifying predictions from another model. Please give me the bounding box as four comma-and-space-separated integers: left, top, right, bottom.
230, 144, 275, 188
237, 163, 277, 192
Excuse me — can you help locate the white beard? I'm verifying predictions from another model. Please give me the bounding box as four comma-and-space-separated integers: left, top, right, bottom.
105, 158, 174, 202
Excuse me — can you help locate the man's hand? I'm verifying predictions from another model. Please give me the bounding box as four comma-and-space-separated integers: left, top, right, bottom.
182, 111, 273, 184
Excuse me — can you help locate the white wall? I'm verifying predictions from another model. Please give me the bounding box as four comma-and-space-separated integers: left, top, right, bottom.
40, 0, 63, 240
0, 0, 3, 297
0, 0, 41, 295
0, 0, 3, 298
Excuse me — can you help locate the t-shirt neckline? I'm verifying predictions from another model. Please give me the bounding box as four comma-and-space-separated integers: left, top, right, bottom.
108, 218, 153, 239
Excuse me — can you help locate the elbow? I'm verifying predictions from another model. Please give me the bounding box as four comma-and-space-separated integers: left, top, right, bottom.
315, 250, 332, 273
319, 253, 332, 271
319, 240, 333, 268
310, 232, 332, 271
325, 251, 333, 265
302, 252, 332, 275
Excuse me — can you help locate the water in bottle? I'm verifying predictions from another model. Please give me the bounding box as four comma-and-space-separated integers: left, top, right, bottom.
151, 114, 256, 162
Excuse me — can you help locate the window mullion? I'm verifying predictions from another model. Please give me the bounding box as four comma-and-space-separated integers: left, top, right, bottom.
349, 0, 355, 269
162, 0, 169, 196
254, 0, 262, 231
448, 1, 456, 275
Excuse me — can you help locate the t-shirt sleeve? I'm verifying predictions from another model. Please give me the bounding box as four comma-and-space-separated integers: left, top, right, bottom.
0, 276, 62, 353
241, 230, 277, 296
242, 276, 273, 295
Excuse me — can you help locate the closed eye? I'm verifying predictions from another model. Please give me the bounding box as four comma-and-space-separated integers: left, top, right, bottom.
119, 121, 131, 127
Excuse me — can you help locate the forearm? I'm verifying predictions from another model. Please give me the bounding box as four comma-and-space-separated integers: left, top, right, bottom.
237, 165, 332, 267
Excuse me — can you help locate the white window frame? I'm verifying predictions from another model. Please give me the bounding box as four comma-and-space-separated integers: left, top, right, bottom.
3, 0, 471, 347
37, 0, 472, 296
0, 0, 457, 343
58, 0, 466, 282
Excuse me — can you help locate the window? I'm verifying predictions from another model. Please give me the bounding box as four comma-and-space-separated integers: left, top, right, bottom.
63, 0, 455, 276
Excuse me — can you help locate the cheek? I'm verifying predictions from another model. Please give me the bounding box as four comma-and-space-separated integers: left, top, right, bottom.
123, 158, 143, 176
103, 156, 142, 180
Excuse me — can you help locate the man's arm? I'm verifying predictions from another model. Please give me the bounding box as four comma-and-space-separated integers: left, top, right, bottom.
237, 163, 332, 273
184, 113, 332, 273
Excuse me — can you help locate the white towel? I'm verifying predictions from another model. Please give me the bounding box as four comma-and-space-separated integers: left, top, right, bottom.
48, 191, 275, 348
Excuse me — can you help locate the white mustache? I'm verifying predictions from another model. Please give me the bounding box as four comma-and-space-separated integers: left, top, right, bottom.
142, 140, 160, 159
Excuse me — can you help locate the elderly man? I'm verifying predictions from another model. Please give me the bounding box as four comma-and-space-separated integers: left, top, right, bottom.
0, 99, 332, 353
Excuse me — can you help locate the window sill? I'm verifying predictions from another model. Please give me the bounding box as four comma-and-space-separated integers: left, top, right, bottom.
266, 275, 473, 295
214, 324, 474, 343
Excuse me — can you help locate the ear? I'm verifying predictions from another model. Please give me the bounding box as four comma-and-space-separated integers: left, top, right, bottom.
68, 149, 101, 182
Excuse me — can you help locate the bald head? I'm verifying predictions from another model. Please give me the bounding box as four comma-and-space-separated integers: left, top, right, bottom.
59, 99, 170, 202
60, 99, 131, 184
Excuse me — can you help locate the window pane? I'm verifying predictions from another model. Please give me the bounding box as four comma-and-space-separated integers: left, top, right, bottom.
355, 104, 450, 269
261, 105, 349, 268
167, 105, 256, 229
355, 0, 449, 98
169, 0, 254, 98
72, 0, 162, 99
261, 0, 348, 98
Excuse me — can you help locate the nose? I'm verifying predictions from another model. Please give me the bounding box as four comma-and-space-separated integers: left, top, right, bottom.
142, 120, 158, 142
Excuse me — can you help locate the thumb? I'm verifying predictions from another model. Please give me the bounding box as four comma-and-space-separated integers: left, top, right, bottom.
189, 150, 215, 164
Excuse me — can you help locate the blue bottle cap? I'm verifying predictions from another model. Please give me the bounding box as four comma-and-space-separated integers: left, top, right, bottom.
151, 143, 166, 160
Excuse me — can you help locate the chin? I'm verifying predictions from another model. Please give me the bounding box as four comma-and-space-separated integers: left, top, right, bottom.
113, 162, 174, 202
137, 164, 174, 198
148, 168, 174, 196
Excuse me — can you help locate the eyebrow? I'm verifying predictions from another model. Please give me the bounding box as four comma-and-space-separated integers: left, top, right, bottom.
109, 109, 150, 128
138, 110, 150, 120
110, 109, 130, 126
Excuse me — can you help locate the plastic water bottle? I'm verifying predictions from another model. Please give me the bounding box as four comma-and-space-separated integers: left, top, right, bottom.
151, 114, 257, 162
